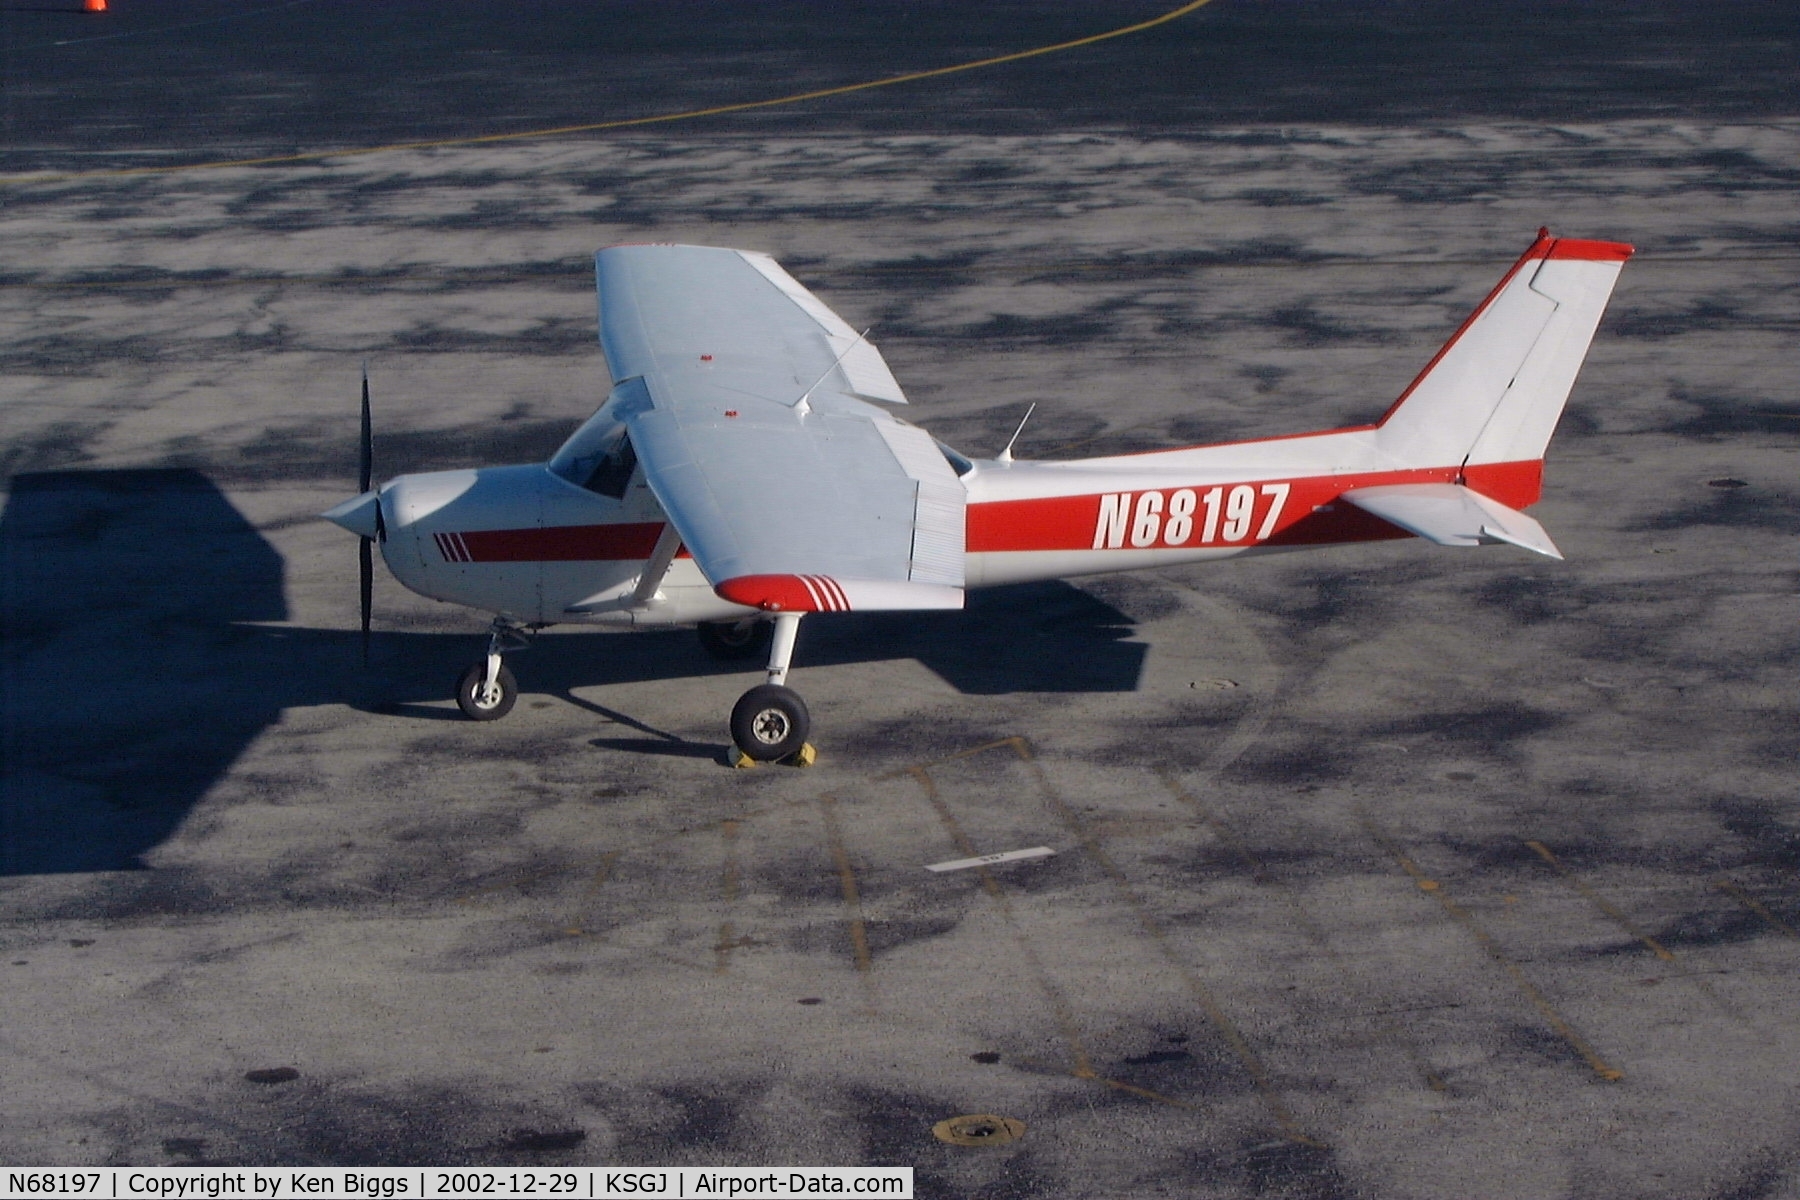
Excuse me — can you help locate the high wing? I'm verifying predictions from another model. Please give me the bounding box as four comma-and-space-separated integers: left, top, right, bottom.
594, 244, 964, 612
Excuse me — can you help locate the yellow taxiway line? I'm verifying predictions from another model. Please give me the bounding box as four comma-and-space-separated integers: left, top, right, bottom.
1358, 809, 1624, 1083
4, 1, 1218, 184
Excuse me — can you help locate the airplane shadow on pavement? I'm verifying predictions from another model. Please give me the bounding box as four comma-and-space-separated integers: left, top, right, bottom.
0, 469, 1143, 874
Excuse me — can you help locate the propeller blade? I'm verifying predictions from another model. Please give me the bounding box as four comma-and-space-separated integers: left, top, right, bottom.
359, 365, 375, 665
358, 366, 373, 495
359, 534, 373, 665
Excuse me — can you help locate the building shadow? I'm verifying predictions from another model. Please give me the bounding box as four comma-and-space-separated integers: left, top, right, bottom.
1, 469, 1143, 874
2, 470, 289, 873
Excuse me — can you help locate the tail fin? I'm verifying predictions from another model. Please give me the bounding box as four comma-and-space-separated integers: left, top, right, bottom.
1375, 230, 1632, 494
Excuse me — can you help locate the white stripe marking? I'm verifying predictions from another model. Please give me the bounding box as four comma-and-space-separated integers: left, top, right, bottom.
924, 846, 1056, 874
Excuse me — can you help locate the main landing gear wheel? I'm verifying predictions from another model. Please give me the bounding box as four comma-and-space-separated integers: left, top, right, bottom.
730, 684, 810, 762
698, 619, 771, 661
456, 662, 517, 721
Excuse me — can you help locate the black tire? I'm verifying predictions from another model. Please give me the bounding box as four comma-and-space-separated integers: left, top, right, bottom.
456, 661, 518, 721
730, 684, 811, 762
698, 619, 771, 661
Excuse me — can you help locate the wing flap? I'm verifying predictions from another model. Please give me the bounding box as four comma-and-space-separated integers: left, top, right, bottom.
631, 407, 923, 587
1340, 483, 1563, 560
872, 419, 966, 587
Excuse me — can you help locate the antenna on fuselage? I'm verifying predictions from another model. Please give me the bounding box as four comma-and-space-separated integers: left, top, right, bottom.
794, 327, 873, 416
996, 402, 1037, 465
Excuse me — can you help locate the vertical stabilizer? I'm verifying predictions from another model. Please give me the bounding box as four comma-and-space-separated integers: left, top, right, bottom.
1375, 232, 1632, 482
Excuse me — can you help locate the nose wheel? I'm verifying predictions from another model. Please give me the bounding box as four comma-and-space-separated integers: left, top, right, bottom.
456, 660, 517, 720
455, 618, 530, 721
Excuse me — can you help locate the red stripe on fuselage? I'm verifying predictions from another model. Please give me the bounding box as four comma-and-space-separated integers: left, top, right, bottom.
449, 522, 691, 563
965, 460, 1541, 553
436, 462, 1543, 564
1461, 460, 1542, 508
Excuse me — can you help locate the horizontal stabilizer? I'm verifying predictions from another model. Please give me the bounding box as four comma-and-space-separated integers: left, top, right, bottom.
1340, 484, 1563, 560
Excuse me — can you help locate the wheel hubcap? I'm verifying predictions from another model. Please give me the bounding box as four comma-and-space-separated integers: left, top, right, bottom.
751, 708, 791, 745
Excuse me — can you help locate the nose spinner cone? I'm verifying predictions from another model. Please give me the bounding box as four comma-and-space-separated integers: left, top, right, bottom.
322, 490, 382, 539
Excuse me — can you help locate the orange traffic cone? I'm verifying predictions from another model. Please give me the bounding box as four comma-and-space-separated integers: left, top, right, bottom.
85, 0, 108, 11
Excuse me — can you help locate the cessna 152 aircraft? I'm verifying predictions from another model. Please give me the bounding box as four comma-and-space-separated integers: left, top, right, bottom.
324, 229, 1631, 762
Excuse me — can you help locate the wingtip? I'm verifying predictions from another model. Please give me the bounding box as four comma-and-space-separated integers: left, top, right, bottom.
715, 574, 850, 613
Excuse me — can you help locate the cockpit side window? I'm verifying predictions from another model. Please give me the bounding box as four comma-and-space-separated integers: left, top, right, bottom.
548, 377, 654, 499
583, 433, 637, 498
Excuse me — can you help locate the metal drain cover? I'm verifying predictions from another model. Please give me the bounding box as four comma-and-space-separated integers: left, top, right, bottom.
932, 1114, 1026, 1147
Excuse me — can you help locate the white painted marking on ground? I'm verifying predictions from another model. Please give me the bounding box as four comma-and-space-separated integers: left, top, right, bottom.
925, 846, 1056, 873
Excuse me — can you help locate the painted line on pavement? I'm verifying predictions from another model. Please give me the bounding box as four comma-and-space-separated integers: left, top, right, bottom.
1356, 807, 1623, 1083
819, 796, 878, 1014
1524, 840, 1739, 1018
1157, 768, 1448, 1095
1715, 879, 1800, 939
1004, 739, 1323, 1145
926, 846, 1055, 873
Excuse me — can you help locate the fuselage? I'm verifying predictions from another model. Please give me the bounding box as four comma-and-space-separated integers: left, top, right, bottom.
364, 420, 1542, 628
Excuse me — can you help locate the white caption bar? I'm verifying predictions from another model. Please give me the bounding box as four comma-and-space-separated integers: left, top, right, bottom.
924, 846, 1055, 873
2, 1167, 913, 1199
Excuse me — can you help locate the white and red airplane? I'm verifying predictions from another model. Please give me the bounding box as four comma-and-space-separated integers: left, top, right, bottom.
324, 229, 1631, 762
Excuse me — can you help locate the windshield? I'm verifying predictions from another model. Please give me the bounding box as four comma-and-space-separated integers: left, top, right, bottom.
548, 378, 651, 497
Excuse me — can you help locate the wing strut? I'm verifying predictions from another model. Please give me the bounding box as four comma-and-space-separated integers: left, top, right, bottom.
632, 522, 684, 606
